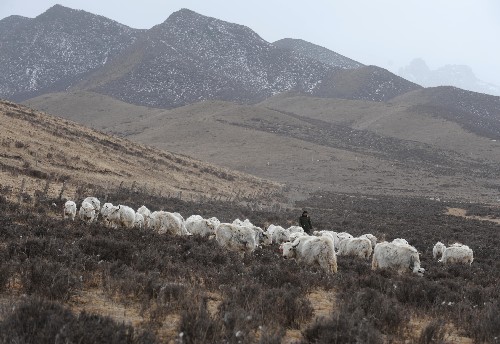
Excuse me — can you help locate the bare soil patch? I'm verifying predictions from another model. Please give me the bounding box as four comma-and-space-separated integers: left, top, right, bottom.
446, 207, 500, 225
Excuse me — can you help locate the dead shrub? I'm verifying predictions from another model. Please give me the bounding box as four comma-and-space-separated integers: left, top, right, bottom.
0, 297, 156, 344
418, 319, 447, 344
343, 288, 408, 335
20, 258, 79, 301
303, 316, 382, 344
79, 236, 134, 264
178, 298, 224, 344
466, 300, 500, 343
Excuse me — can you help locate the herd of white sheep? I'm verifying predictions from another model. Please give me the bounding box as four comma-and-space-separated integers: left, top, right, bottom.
63, 197, 474, 276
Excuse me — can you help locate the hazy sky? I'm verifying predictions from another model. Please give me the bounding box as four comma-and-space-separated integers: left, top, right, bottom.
1, 0, 499, 86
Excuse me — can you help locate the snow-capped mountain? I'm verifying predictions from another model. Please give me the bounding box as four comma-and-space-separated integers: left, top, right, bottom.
91, 9, 337, 108
273, 38, 363, 70
0, 6, 441, 107
0, 5, 142, 101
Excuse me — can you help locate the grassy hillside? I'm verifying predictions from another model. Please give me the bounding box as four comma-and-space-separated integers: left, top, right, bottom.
0, 100, 282, 204
23, 91, 500, 203
0, 185, 499, 343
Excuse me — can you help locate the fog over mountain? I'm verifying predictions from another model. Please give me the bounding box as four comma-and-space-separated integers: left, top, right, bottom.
399, 58, 500, 97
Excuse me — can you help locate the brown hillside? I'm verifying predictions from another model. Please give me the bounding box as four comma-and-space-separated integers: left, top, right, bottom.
22, 91, 500, 203
0, 100, 282, 202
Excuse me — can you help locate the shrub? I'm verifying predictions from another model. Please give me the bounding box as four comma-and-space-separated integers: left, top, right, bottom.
466, 301, 500, 343
0, 263, 10, 292
178, 298, 223, 344
20, 258, 79, 301
418, 319, 447, 344
0, 298, 156, 344
303, 316, 382, 344
342, 288, 409, 335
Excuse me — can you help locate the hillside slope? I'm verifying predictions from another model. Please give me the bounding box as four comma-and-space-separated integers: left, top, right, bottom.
2, 6, 419, 108
0, 100, 281, 203
273, 38, 363, 69
22, 91, 500, 203
0, 5, 142, 101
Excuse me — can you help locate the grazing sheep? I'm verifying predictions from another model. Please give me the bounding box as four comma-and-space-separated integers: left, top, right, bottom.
83, 197, 101, 215
372, 241, 425, 276
104, 205, 136, 229
63, 200, 77, 221
266, 225, 291, 244
287, 226, 305, 234
137, 205, 153, 229
433, 241, 446, 259
215, 223, 262, 255
433, 242, 474, 265
232, 219, 271, 246
151, 211, 189, 235
134, 213, 145, 229
288, 231, 309, 243
391, 238, 409, 246
313, 230, 340, 248
359, 234, 377, 249
78, 201, 96, 224
186, 215, 220, 238
335, 232, 354, 250
280, 236, 337, 274
337, 237, 373, 260
100, 202, 116, 228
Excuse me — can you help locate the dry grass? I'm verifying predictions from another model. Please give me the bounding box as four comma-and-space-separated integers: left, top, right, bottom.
282, 289, 337, 344
0, 100, 282, 204
23, 91, 500, 204
408, 316, 473, 344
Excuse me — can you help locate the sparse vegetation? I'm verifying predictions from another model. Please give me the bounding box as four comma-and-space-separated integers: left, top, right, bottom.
0, 188, 499, 342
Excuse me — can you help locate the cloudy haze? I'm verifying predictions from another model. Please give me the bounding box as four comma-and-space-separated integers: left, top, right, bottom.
1, 0, 499, 90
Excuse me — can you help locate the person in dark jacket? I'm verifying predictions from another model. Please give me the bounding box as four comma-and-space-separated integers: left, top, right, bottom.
299, 211, 313, 233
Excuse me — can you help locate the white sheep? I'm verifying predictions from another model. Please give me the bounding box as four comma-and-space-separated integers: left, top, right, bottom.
433, 242, 474, 265
433, 241, 446, 259
232, 219, 271, 246
104, 205, 136, 229
287, 226, 305, 234
100, 202, 116, 228
289, 231, 309, 242
280, 235, 337, 274
134, 213, 145, 229
266, 225, 291, 244
372, 241, 425, 276
359, 233, 377, 249
151, 211, 189, 236
313, 230, 339, 248
137, 205, 153, 229
185, 215, 220, 238
63, 200, 77, 221
392, 238, 409, 246
215, 223, 262, 255
78, 201, 96, 224
337, 237, 373, 260
83, 197, 100, 215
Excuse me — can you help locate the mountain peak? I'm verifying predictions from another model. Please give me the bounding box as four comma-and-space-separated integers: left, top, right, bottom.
41, 4, 75, 15
165, 8, 205, 22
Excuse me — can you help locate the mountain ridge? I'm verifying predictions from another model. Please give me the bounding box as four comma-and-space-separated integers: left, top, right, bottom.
1, 5, 419, 108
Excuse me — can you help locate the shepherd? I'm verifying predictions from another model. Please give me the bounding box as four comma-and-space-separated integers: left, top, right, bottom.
299, 210, 313, 234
